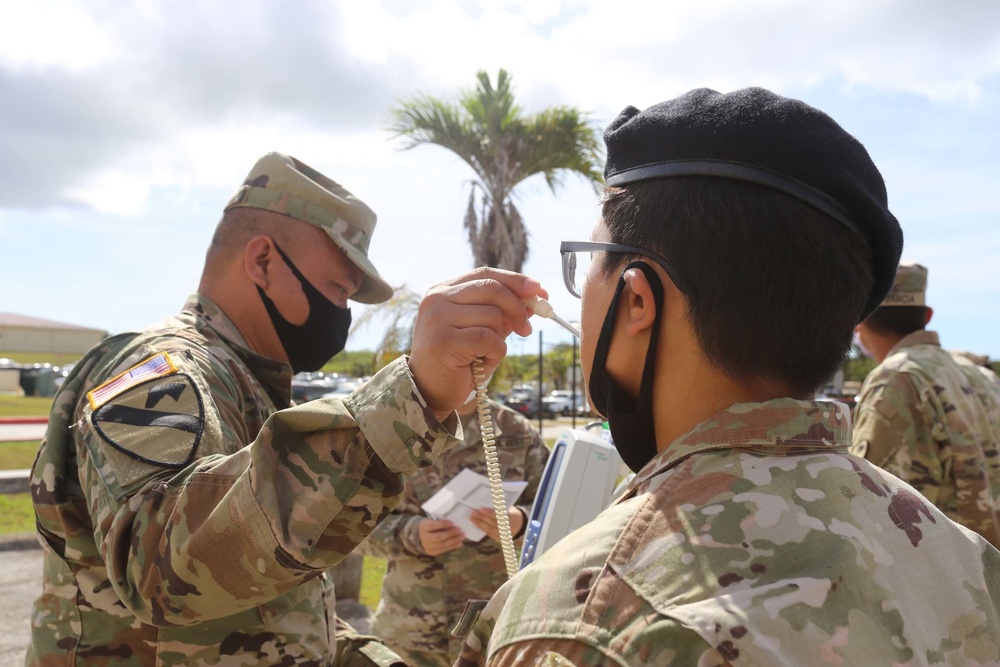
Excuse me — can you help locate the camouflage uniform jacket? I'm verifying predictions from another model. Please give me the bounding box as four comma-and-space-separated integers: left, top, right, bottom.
357, 401, 548, 662
459, 399, 1000, 666
27, 295, 460, 666
851, 330, 1000, 548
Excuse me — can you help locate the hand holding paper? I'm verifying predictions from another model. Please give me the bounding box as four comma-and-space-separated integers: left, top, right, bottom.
421, 469, 528, 542
470, 506, 525, 544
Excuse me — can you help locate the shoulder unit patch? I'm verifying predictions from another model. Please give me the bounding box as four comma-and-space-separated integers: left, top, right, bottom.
89, 356, 205, 468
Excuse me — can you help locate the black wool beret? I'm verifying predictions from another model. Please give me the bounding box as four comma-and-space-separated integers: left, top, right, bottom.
603, 87, 903, 321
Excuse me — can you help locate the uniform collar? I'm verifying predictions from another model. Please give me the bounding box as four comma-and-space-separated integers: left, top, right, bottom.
183, 294, 293, 408
626, 398, 852, 492
886, 329, 940, 358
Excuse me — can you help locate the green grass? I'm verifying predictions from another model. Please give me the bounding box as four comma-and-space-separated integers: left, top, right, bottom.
0, 395, 53, 417
0, 493, 34, 534
360, 556, 387, 609
0, 441, 40, 470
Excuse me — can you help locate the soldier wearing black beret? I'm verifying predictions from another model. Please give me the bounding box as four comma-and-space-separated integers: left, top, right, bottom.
458, 88, 1000, 666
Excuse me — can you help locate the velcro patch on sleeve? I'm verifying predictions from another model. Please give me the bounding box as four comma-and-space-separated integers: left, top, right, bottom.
90, 372, 205, 469
87, 352, 178, 410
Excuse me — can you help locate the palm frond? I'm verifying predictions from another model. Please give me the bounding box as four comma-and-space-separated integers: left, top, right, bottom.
350, 285, 422, 360
387, 70, 605, 271
386, 96, 489, 181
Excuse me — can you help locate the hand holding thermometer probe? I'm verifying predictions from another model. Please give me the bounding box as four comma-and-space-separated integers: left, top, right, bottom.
522, 295, 581, 338
472, 294, 581, 580
450, 289, 582, 636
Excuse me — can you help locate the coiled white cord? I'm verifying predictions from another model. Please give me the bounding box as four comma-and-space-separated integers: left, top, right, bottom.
472, 357, 519, 579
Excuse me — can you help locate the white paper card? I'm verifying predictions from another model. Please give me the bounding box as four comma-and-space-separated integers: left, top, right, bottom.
421, 468, 528, 541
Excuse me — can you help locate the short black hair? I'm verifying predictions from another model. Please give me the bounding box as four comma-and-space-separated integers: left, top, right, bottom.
202, 208, 290, 278
862, 306, 928, 338
601, 177, 873, 397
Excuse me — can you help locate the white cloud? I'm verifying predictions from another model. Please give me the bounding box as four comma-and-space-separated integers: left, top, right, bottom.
1, 0, 999, 356
337, 0, 1000, 108
0, 0, 119, 72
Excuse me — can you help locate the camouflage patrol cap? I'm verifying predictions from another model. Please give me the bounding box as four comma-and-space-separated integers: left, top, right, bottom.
881, 261, 927, 307
225, 152, 393, 304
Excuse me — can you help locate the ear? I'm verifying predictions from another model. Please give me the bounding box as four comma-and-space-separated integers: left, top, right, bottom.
244, 235, 276, 289
924, 306, 934, 326
620, 266, 658, 337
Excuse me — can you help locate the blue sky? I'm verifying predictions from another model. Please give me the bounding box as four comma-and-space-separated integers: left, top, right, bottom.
1, 0, 998, 359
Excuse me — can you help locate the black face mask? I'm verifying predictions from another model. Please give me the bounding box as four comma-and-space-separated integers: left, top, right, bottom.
588, 261, 665, 473
256, 244, 352, 374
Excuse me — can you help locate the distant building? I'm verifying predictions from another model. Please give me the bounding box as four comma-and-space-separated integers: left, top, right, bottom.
0, 313, 106, 355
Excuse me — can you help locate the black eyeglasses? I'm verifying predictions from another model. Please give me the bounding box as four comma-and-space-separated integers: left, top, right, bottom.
559, 241, 690, 298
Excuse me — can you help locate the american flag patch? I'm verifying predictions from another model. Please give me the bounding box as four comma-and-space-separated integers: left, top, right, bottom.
87, 352, 178, 410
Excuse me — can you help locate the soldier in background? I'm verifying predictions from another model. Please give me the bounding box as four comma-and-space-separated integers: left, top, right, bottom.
951, 349, 1000, 391
26, 152, 545, 666
852, 262, 1000, 547
459, 88, 1000, 666
358, 396, 548, 667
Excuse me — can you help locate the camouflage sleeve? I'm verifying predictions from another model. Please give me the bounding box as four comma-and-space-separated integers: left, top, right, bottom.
355, 512, 426, 558
851, 372, 942, 502
77, 354, 460, 626
334, 616, 407, 666
460, 611, 726, 666
485, 637, 730, 667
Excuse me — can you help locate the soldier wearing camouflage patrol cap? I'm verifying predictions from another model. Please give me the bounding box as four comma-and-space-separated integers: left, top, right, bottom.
458, 88, 1000, 666
879, 260, 928, 306
851, 261, 1000, 548
25, 152, 547, 666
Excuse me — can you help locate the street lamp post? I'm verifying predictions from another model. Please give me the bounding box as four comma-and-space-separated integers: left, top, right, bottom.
571, 336, 577, 429
537, 330, 544, 434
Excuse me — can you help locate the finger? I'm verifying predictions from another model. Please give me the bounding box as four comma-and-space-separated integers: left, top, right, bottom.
428, 277, 539, 337
422, 519, 456, 532
438, 267, 542, 297
437, 327, 510, 371
426, 525, 464, 541
469, 508, 495, 521
434, 534, 466, 553
422, 302, 509, 339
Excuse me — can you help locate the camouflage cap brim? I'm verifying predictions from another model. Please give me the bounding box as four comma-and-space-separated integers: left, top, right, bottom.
225, 153, 393, 304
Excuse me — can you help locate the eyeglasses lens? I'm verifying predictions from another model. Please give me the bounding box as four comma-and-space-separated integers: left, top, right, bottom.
563, 250, 594, 298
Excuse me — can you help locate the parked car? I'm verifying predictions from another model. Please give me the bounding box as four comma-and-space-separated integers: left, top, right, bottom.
541, 390, 587, 417
53, 363, 76, 391
320, 377, 362, 400
504, 385, 540, 419
291, 372, 339, 402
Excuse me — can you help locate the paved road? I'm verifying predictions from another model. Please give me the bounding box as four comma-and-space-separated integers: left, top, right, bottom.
0, 423, 45, 442
0, 546, 41, 666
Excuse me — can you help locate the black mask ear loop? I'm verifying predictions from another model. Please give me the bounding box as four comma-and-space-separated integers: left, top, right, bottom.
589, 260, 665, 473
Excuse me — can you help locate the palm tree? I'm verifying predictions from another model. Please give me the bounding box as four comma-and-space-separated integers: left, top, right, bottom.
350, 286, 422, 371
388, 69, 603, 272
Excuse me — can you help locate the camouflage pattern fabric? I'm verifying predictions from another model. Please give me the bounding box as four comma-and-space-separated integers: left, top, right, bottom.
851, 330, 1000, 548
459, 399, 1000, 666
951, 350, 1000, 393
880, 261, 927, 307
26, 294, 457, 666
357, 400, 549, 667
